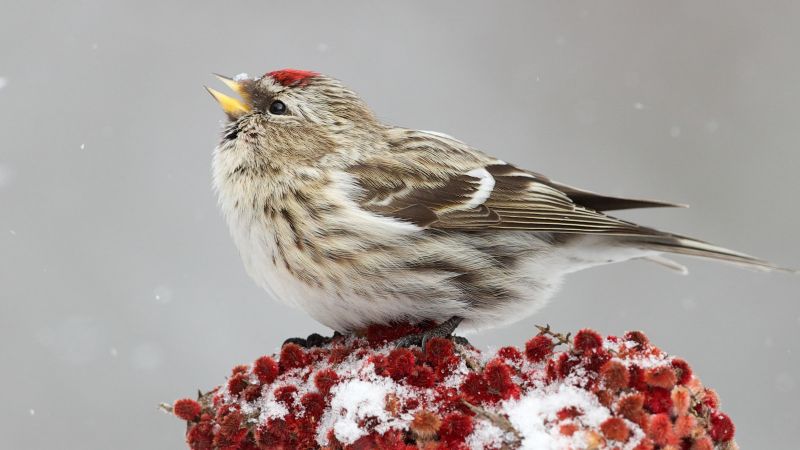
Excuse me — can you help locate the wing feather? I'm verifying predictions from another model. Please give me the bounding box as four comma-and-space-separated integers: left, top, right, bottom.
343, 128, 793, 272
348, 129, 675, 236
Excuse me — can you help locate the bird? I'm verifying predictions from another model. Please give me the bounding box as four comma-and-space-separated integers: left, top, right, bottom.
206, 69, 792, 346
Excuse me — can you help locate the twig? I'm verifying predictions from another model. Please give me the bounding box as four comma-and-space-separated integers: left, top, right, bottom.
158, 403, 173, 414
454, 343, 483, 372
462, 400, 522, 449
535, 324, 572, 346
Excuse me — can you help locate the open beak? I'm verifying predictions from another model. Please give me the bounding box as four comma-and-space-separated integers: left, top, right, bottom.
205, 74, 252, 119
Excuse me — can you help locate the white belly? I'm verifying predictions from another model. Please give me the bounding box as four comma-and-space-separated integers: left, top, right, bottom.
230, 213, 573, 332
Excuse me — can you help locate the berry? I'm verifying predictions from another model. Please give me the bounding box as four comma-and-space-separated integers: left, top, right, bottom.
600, 417, 630, 442
573, 329, 603, 354
173, 398, 202, 421
253, 356, 279, 384
525, 335, 554, 362
439, 413, 473, 443
709, 411, 735, 442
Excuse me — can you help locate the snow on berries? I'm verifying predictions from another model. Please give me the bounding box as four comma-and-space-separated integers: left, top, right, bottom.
168, 325, 738, 449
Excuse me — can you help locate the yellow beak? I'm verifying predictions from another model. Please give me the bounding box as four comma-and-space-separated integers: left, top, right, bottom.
205, 74, 251, 118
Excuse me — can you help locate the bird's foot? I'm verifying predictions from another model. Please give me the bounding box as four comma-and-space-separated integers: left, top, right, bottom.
283, 332, 341, 349
395, 316, 465, 348
282, 337, 308, 347
450, 335, 471, 347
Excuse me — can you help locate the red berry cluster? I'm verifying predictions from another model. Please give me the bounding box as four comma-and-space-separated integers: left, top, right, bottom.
169, 326, 737, 450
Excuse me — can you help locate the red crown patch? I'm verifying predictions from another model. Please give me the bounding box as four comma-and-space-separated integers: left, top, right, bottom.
266, 69, 318, 87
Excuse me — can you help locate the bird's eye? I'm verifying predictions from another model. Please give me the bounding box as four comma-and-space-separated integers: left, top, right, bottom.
269, 100, 287, 115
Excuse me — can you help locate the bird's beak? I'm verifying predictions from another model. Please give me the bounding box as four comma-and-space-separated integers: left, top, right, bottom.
205, 74, 252, 120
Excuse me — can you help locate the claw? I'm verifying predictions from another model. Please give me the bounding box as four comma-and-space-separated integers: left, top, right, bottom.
305, 333, 331, 348
451, 335, 471, 347
394, 316, 465, 348
395, 333, 424, 348
283, 333, 335, 348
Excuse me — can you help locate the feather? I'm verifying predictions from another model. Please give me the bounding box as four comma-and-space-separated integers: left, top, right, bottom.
346, 128, 794, 273
624, 234, 797, 273
643, 255, 689, 275
351, 129, 662, 237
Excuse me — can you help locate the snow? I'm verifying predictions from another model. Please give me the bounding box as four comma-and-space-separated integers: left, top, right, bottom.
442, 358, 471, 388
467, 419, 505, 449
326, 379, 392, 444
315, 356, 413, 446
153, 285, 172, 304
258, 388, 290, 421
505, 384, 611, 450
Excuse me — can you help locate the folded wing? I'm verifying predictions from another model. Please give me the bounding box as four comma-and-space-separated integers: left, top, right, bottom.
344, 129, 791, 272
349, 129, 667, 236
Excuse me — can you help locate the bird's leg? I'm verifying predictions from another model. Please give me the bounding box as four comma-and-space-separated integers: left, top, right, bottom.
396, 316, 464, 348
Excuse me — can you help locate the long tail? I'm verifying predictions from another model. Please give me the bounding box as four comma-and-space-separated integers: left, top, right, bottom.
623, 233, 797, 273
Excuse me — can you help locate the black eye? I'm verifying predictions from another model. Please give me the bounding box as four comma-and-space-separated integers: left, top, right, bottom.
269, 100, 287, 115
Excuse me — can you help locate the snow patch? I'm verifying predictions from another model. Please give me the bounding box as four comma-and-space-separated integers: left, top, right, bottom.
323, 379, 392, 445
505, 384, 610, 449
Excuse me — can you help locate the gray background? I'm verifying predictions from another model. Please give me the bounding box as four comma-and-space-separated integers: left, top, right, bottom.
1, 1, 798, 448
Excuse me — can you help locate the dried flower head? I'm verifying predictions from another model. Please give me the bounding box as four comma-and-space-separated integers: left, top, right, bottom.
644, 366, 678, 390
279, 343, 308, 372
172, 327, 736, 450
525, 335, 554, 363
600, 360, 630, 391
600, 417, 630, 442
709, 411, 735, 442
314, 369, 340, 396
439, 412, 473, 443
253, 356, 279, 384
410, 410, 442, 440
573, 329, 603, 354
173, 398, 202, 421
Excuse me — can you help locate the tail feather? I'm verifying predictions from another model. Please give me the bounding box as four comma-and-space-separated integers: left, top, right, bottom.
642, 255, 689, 275
625, 233, 797, 273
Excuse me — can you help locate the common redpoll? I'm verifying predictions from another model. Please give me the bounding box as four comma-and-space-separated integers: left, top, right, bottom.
206, 69, 791, 343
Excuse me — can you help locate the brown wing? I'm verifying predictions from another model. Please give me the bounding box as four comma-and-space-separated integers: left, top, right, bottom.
535, 178, 686, 212
347, 129, 675, 236
347, 129, 796, 272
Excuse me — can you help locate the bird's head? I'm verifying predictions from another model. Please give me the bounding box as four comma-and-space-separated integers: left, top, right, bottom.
207, 69, 382, 175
